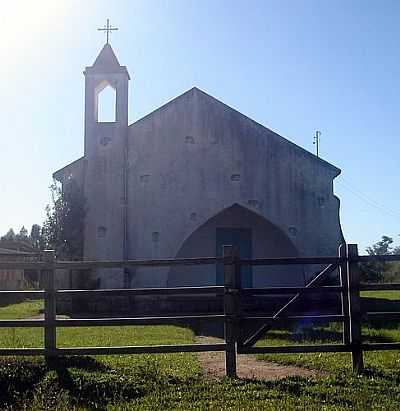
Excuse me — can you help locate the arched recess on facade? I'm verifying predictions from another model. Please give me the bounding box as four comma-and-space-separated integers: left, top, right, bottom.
167, 203, 305, 288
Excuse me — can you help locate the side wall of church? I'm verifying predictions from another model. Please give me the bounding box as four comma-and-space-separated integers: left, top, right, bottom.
126, 89, 344, 288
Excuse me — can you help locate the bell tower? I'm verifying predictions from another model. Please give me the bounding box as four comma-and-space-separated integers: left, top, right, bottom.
83, 43, 130, 288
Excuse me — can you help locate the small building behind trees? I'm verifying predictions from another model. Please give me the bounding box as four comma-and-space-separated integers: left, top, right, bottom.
0, 248, 31, 290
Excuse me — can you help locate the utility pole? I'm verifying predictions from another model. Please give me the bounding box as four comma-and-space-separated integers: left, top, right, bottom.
313, 130, 321, 157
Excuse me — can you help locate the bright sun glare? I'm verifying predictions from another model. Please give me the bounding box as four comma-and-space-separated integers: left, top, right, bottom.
2, 1, 71, 58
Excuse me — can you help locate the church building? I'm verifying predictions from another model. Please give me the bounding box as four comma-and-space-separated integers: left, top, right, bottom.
54, 42, 344, 290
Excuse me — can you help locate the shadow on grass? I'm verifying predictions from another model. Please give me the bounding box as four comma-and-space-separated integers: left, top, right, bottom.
361, 297, 400, 330
362, 333, 399, 343
259, 327, 397, 345
257, 328, 343, 344
0, 356, 148, 409
46, 355, 109, 372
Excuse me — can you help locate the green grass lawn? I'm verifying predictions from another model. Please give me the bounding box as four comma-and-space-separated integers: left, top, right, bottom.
0, 299, 399, 410
0, 298, 43, 319
255, 324, 400, 373
361, 290, 400, 300
255, 295, 400, 375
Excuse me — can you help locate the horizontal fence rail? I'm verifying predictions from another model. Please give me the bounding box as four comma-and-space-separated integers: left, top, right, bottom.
0, 319, 44, 327
242, 314, 346, 322
0, 290, 44, 297
0, 245, 399, 377
1, 253, 399, 270
360, 283, 400, 291
358, 254, 400, 263
55, 315, 226, 327
0, 256, 223, 271
240, 344, 351, 354
56, 343, 228, 356
57, 286, 225, 297
241, 285, 344, 295
239, 256, 343, 266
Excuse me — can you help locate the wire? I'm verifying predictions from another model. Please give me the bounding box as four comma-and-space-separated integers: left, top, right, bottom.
335, 178, 400, 221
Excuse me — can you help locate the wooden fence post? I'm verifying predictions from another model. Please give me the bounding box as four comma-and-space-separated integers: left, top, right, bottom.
347, 244, 364, 374
223, 245, 240, 378
339, 244, 351, 346
43, 250, 56, 361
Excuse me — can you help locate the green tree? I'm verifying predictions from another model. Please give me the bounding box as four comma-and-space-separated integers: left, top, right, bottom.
393, 238, 400, 255
30, 224, 43, 250
42, 180, 85, 260
16, 226, 29, 241
361, 236, 393, 282
1, 228, 16, 241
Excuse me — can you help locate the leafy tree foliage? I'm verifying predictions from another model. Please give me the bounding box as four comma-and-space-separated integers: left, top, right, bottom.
1, 180, 85, 261
361, 236, 399, 282
41, 180, 85, 260
366, 235, 394, 256
1, 229, 16, 241
29, 224, 43, 250
16, 226, 28, 241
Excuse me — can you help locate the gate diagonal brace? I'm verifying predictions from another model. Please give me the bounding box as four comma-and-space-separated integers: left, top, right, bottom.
241, 263, 338, 348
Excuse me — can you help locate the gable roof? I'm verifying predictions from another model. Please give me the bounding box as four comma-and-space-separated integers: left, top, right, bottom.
54, 87, 340, 179
129, 87, 341, 176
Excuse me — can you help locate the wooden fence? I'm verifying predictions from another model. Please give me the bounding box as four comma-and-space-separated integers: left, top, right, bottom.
0, 244, 399, 377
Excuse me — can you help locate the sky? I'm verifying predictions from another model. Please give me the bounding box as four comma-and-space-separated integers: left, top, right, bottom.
0, 0, 399, 253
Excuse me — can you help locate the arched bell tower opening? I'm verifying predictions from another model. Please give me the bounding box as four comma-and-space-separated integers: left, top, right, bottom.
168, 204, 301, 288
96, 82, 117, 123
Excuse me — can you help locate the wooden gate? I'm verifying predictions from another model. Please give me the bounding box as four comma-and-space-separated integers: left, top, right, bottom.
223, 244, 400, 377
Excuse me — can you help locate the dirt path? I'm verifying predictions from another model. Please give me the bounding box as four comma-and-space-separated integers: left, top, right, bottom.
196, 336, 327, 380
26, 315, 325, 380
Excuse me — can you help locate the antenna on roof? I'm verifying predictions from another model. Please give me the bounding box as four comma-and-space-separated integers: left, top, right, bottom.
313, 130, 321, 157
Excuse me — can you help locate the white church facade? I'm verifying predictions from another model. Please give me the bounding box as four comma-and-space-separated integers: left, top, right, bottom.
54, 43, 344, 290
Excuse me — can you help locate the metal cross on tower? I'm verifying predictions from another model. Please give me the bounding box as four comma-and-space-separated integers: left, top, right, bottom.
98, 19, 118, 44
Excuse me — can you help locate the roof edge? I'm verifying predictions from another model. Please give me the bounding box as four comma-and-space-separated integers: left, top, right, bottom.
129, 87, 341, 176
53, 156, 85, 182
129, 87, 199, 128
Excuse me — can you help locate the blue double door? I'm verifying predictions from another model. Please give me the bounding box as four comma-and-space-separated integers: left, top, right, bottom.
216, 227, 253, 288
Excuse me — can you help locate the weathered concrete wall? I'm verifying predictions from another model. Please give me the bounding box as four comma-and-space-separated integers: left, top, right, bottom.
126, 88, 343, 288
